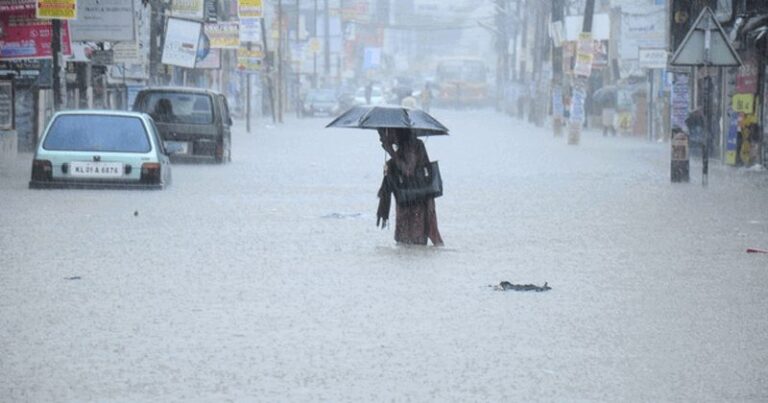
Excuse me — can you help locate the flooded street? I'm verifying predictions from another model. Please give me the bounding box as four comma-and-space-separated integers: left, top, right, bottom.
2, 109, 767, 402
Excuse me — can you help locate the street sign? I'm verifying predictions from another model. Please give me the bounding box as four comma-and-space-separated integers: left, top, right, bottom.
638, 48, 667, 69
670, 7, 741, 67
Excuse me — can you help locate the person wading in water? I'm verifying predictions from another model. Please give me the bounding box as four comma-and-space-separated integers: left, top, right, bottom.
376, 128, 444, 246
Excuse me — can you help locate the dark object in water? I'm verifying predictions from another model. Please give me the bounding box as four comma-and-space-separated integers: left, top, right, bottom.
65, 276, 81, 281
494, 281, 551, 292
134, 210, 139, 217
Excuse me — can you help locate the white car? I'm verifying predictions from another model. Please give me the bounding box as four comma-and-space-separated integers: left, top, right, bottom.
354, 86, 386, 105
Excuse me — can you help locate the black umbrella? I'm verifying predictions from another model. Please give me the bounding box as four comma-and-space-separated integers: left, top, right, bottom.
325, 105, 449, 135
592, 85, 617, 107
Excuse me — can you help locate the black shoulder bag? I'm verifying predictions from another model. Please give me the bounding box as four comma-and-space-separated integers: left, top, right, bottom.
387, 161, 443, 205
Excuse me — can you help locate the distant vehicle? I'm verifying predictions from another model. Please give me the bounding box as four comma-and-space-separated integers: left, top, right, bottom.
302, 89, 341, 117
29, 110, 173, 189
434, 58, 490, 107
353, 85, 386, 105
132, 87, 232, 163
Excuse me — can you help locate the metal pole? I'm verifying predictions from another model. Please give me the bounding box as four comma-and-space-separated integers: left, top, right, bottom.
278, 0, 284, 123
313, 0, 318, 88
567, 0, 595, 145
323, 0, 330, 76
247, 73, 251, 133
51, 19, 63, 111
260, 17, 277, 124
648, 69, 654, 141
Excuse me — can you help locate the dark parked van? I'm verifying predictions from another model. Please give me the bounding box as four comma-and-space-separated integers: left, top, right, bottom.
132, 87, 232, 163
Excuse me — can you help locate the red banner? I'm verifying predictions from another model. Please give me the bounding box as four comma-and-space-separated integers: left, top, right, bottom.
0, 1, 72, 60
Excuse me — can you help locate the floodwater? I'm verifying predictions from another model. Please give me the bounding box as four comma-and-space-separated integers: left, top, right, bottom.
1, 108, 767, 402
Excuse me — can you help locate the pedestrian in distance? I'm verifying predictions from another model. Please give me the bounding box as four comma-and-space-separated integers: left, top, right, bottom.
376, 128, 444, 247
365, 81, 373, 105
420, 82, 433, 113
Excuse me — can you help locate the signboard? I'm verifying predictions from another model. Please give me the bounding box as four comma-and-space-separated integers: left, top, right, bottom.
171, 0, 204, 20
161, 18, 201, 68
725, 111, 739, 165
638, 48, 667, 69
569, 85, 586, 124
112, 42, 141, 65
735, 53, 758, 93
0, 6, 72, 60
36, 0, 76, 19
573, 32, 593, 77
237, 44, 263, 72
670, 72, 690, 130
238, 0, 262, 18
0, 79, 14, 130
732, 93, 754, 114
239, 18, 262, 44
670, 7, 741, 67
69, 0, 134, 42
619, 5, 666, 61
205, 22, 239, 49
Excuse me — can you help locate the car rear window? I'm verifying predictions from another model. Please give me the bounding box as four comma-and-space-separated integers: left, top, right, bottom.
43, 115, 151, 153
139, 92, 213, 124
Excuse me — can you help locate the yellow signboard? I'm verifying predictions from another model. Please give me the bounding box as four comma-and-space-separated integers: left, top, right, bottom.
237, 44, 264, 72
732, 93, 754, 114
238, 0, 263, 18
37, 0, 77, 19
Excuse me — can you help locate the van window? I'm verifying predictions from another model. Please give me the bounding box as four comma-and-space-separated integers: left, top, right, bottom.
140, 92, 214, 124
43, 115, 151, 153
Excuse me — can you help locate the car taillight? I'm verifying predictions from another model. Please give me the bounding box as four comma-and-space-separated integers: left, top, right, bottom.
140, 162, 161, 183
31, 159, 53, 181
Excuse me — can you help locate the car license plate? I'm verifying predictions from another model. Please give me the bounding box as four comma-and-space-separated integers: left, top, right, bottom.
165, 141, 189, 154
70, 161, 124, 178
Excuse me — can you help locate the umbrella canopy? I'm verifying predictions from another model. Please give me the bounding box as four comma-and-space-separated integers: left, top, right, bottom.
325, 105, 449, 135
592, 85, 617, 107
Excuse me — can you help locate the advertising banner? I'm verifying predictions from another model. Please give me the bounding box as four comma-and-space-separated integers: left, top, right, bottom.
205, 22, 239, 49
735, 53, 758, 94
670, 73, 689, 131
171, 0, 204, 20
36, 0, 76, 19
0, 4, 72, 60
161, 18, 201, 68
237, 44, 263, 72
69, 0, 134, 42
239, 18, 262, 44
238, 0, 262, 18
619, 6, 666, 62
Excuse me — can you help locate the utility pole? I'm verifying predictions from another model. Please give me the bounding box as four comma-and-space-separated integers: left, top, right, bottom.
51, 19, 64, 111
551, 0, 564, 136
494, 0, 509, 112
277, 0, 284, 123
261, 15, 277, 124
323, 0, 330, 77
567, 0, 595, 145
313, 0, 318, 88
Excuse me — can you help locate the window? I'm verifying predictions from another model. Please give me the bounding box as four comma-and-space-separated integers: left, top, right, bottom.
43, 115, 151, 153
141, 92, 214, 124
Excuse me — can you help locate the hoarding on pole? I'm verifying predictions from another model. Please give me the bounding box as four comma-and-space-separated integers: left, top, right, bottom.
238, 0, 262, 18
36, 0, 76, 19
69, 0, 134, 42
171, 0, 204, 20
239, 18, 262, 44
237, 44, 263, 72
161, 18, 201, 68
0, 3, 72, 60
205, 22, 240, 49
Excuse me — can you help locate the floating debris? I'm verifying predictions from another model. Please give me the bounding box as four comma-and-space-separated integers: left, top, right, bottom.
492, 281, 551, 292
65, 276, 81, 281
134, 210, 139, 217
